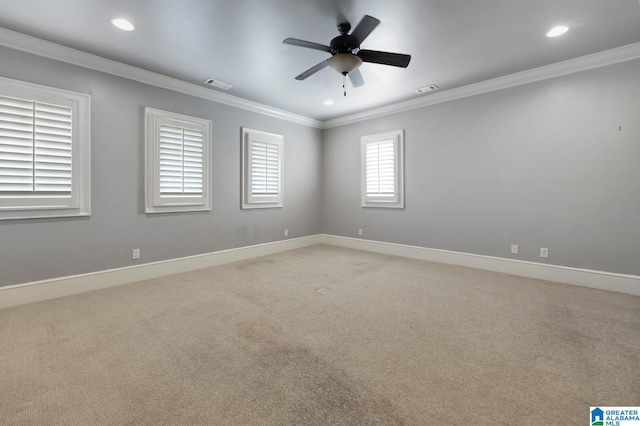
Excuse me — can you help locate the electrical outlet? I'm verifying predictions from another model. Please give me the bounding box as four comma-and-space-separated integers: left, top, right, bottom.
132, 248, 140, 260
540, 248, 549, 258
284, 229, 288, 237
358, 228, 363, 236
511, 244, 519, 254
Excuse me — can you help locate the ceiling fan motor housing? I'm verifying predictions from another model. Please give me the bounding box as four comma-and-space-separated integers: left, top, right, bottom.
330, 34, 360, 55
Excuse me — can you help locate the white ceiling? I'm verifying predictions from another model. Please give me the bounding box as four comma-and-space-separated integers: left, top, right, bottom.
0, 0, 639, 121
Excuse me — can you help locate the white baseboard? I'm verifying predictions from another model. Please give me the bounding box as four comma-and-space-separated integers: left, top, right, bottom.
0, 235, 322, 309
319, 235, 640, 296
2, 234, 637, 310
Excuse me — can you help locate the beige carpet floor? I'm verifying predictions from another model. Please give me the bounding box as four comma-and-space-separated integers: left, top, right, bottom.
1, 244, 639, 425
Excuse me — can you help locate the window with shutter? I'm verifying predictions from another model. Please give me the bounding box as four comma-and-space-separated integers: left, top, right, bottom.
241, 128, 283, 209
145, 108, 212, 214
0, 76, 91, 220
361, 129, 404, 208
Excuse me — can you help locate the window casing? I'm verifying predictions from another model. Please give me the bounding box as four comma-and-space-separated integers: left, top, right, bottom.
0, 76, 91, 220
241, 128, 283, 209
145, 107, 212, 214
361, 129, 404, 208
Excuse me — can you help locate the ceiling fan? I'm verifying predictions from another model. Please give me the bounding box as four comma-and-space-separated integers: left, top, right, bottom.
283, 15, 411, 92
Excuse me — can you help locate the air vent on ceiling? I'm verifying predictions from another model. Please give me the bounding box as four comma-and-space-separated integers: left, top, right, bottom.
414, 84, 439, 94
204, 78, 232, 90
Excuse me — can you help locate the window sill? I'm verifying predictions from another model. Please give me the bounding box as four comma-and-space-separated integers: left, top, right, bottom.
0, 209, 90, 221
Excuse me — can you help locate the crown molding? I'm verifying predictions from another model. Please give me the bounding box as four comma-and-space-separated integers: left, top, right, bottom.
2, 26, 639, 131
0, 27, 323, 129
321, 42, 640, 129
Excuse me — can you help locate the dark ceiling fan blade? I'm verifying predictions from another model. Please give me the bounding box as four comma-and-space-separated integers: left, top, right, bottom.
295, 59, 330, 80
358, 50, 411, 68
283, 38, 331, 52
348, 68, 365, 88
350, 15, 380, 44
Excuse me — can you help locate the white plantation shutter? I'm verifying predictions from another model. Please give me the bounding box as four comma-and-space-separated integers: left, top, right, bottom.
159, 124, 204, 197
366, 140, 396, 197
242, 128, 283, 209
361, 130, 404, 208
250, 139, 280, 196
0, 95, 72, 195
0, 96, 34, 193
145, 108, 212, 214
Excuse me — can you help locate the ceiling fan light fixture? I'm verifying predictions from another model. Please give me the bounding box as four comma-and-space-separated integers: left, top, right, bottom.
328, 53, 363, 75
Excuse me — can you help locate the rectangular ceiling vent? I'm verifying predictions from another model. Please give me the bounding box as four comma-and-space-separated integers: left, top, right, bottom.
204, 78, 232, 90
414, 84, 439, 94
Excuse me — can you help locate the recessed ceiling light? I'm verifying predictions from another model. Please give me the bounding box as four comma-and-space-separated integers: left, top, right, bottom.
323, 100, 334, 106
111, 18, 135, 31
546, 25, 569, 38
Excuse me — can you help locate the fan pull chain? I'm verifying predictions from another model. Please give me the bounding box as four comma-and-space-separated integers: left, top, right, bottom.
343, 74, 347, 97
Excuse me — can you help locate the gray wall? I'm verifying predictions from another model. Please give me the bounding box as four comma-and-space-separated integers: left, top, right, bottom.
322, 59, 640, 276
0, 46, 322, 287
2, 45, 639, 287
